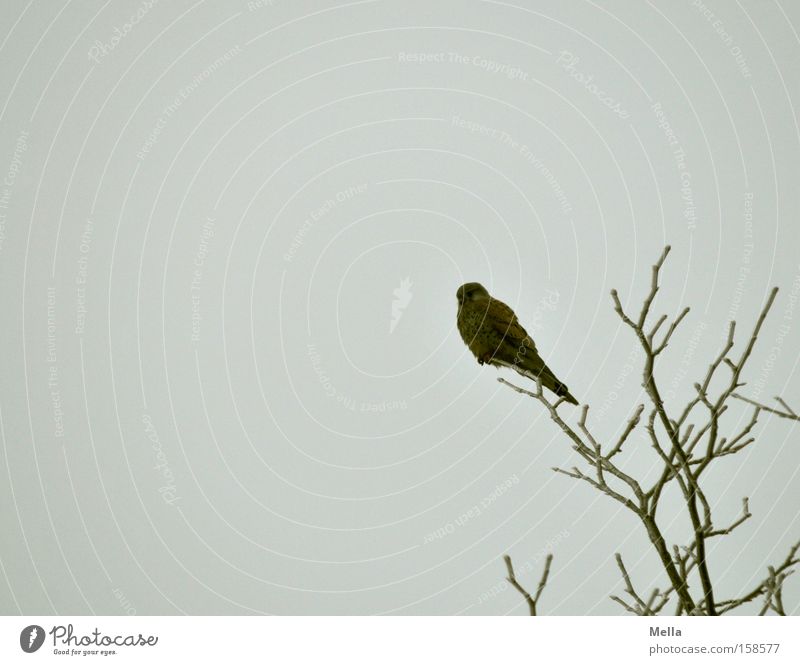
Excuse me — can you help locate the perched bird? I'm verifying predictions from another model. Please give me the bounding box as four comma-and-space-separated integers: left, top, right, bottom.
456, 282, 578, 404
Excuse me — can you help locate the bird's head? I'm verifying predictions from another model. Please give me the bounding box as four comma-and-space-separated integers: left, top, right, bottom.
456, 282, 490, 306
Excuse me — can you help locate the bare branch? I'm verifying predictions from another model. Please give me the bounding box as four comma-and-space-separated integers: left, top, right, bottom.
500, 377, 644, 512
610, 289, 636, 329
497, 247, 796, 617
503, 554, 553, 616
611, 248, 721, 614
610, 595, 639, 615
535, 555, 554, 604
718, 540, 800, 614
775, 397, 798, 418
606, 404, 645, 460
648, 314, 668, 344
732, 393, 800, 421
653, 307, 691, 355
732, 288, 780, 379
614, 553, 654, 615
637, 245, 672, 329
497, 376, 539, 401
770, 569, 789, 616
610, 594, 640, 615
552, 465, 635, 508
707, 498, 751, 537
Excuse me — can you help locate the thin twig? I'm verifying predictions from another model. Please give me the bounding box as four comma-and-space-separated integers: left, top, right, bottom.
707, 498, 751, 537
614, 553, 653, 615
732, 394, 800, 421
503, 554, 553, 616
718, 541, 800, 614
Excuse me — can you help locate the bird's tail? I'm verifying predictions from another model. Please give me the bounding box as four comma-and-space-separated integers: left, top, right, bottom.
521, 352, 579, 405
553, 380, 579, 406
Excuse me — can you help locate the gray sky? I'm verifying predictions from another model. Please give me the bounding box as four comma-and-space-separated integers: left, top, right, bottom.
0, 0, 799, 615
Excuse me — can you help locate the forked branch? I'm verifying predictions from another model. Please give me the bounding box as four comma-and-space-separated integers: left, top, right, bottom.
503, 554, 553, 616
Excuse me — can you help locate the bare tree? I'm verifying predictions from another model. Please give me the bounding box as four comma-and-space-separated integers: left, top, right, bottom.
499, 246, 799, 616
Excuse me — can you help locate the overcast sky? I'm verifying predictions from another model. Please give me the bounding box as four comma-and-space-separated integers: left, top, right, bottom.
1, 0, 799, 615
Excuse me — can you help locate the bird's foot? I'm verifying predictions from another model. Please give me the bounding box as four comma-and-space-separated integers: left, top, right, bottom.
478, 352, 492, 366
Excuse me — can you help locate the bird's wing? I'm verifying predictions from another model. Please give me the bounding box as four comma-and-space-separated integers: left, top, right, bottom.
487, 298, 536, 350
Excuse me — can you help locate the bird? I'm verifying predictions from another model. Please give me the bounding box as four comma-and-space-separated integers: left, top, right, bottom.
456, 282, 578, 404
